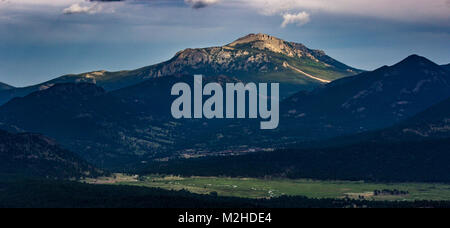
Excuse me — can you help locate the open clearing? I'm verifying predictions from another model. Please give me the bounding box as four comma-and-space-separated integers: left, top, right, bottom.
97, 175, 450, 201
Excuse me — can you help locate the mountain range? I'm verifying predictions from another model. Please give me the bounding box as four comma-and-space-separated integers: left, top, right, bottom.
0, 83, 168, 166
0, 76, 250, 166
0, 34, 361, 105
278, 55, 450, 137
0, 34, 449, 170
195, 55, 450, 150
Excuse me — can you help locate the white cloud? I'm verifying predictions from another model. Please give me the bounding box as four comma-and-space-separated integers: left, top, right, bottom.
240, 0, 450, 22
63, 3, 103, 15
281, 11, 310, 28
185, 0, 219, 9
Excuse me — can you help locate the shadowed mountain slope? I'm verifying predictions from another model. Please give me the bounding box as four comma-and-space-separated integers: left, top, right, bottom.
276, 55, 450, 141
0, 130, 103, 179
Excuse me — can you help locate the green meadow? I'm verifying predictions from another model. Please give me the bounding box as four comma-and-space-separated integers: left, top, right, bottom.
110, 175, 450, 201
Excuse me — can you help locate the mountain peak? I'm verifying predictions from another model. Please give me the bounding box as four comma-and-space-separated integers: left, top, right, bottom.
395, 54, 438, 68
228, 33, 284, 45
404, 54, 429, 61
226, 33, 298, 55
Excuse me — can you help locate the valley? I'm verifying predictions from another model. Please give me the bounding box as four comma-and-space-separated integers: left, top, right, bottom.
91, 174, 450, 202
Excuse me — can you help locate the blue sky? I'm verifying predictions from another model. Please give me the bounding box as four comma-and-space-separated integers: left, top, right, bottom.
0, 0, 449, 87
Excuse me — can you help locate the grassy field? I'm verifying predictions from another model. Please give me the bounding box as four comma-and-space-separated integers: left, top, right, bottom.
94, 175, 450, 201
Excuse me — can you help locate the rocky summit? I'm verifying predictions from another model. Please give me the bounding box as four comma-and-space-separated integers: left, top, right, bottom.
141, 33, 361, 85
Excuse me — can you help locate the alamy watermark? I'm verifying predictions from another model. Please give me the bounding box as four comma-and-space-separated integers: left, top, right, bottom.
171, 75, 279, 130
